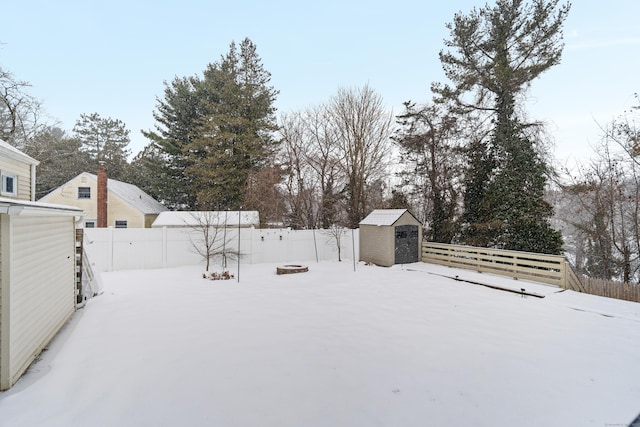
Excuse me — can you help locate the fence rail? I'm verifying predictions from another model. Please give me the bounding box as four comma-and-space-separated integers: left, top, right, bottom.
421, 242, 583, 291
421, 242, 640, 303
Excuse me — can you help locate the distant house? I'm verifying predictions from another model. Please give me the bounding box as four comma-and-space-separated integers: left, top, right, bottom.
152, 211, 260, 228
39, 167, 167, 228
0, 140, 83, 391
359, 209, 423, 267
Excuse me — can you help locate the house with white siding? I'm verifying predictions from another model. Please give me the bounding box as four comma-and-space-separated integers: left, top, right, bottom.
0, 140, 83, 391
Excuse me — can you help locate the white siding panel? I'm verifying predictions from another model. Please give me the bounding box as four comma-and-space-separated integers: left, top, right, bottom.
0, 156, 32, 201
360, 225, 393, 266
9, 216, 75, 383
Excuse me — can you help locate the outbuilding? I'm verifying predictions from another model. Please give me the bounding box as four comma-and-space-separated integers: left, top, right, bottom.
359, 209, 422, 267
0, 139, 87, 391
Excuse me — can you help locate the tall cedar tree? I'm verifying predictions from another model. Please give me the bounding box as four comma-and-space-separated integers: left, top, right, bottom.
73, 113, 131, 181
434, 0, 569, 254
140, 76, 201, 209
185, 39, 278, 210
140, 38, 277, 210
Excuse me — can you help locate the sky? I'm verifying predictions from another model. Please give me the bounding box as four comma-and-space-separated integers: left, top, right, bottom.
2, 0, 639, 167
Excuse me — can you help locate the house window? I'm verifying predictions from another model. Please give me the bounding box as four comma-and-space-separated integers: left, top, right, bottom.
115, 220, 128, 229
85, 221, 96, 228
1, 173, 17, 196
78, 187, 91, 199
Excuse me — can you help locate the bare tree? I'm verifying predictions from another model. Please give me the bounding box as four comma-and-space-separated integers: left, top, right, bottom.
394, 102, 463, 242
322, 224, 347, 262
0, 66, 46, 148
187, 212, 239, 273
279, 106, 345, 229
244, 164, 287, 227
329, 84, 393, 227
558, 117, 640, 283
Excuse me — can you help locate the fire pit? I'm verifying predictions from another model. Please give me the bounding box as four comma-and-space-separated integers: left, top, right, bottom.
276, 265, 309, 275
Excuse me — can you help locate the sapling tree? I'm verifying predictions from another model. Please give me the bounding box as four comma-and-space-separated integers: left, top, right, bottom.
187, 211, 239, 274
322, 224, 347, 262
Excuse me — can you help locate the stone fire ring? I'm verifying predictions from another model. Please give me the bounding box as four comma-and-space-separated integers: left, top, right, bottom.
276, 264, 309, 275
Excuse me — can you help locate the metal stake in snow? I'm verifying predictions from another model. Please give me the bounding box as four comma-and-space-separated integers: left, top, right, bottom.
352, 228, 356, 272
312, 228, 318, 263
237, 206, 241, 283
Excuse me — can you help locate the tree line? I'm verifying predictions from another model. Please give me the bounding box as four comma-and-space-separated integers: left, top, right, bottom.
3, 0, 640, 283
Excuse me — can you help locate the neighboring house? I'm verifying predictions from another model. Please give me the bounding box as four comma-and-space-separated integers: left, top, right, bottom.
359, 209, 423, 267
0, 139, 39, 201
151, 211, 260, 228
39, 167, 167, 228
0, 140, 84, 391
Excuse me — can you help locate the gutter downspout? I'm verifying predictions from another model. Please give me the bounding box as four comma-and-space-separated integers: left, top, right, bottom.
30, 163, 37, 201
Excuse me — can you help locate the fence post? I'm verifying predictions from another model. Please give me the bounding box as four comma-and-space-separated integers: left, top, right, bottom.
162, 226, 167, 268
107, 227, 114, 272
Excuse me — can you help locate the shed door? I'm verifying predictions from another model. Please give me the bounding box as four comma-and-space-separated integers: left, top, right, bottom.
394, 225, 419, 264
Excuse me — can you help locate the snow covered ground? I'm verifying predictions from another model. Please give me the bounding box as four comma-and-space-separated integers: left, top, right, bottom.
1, 261, 639, 427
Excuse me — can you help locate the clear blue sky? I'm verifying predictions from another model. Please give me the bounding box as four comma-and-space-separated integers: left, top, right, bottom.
2, 0, 639, 166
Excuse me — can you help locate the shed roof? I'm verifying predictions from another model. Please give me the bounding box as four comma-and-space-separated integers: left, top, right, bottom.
0, 197, 83, 216
359, 209, 419, 226
152, 211, 260, 228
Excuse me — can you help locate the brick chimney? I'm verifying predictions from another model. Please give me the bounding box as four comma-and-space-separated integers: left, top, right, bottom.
97, 162, 108, 228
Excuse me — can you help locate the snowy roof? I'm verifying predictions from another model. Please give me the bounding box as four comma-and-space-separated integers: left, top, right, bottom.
0, 196, 83, 216
359, 209, 417, 226
78, 173, 167, 215
0, 139, 39, 165
152, 211, 260, 228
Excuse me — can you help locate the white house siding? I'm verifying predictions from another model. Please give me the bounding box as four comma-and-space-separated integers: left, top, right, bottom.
2, 215, 75, 389
0, 156, 32, 201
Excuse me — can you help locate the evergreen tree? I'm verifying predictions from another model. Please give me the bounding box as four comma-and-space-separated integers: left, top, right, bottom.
22, 126, 93, 198
394, 102, 460, 243
73, 112, 131, 181
435, 0, 569, 254
143, 38, 278, 210
141, 76, 200, 208
185, 38, 279, 210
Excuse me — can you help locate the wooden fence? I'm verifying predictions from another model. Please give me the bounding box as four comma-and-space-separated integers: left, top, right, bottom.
578, 276, 640, 303
421, 242, 585, 292
421, 242, 640, 303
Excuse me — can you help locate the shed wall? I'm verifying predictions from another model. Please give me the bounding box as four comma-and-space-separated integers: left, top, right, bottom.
5, 215, 75, 389
359, 224, 394, 266
359, 211, 422, 267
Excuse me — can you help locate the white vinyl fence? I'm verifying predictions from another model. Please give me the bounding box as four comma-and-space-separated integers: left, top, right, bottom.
83, 227, 360, 272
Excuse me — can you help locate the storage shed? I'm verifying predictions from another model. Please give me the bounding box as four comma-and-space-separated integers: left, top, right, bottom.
359, 209, 422, 267
0, 199, 83, 390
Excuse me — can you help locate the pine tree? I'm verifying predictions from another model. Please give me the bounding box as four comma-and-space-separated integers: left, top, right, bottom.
141, 76, 201, 208
143, 38, 278, 210
185, 38, 279, 210
73, 113, 131, 180
22, 126, 93, 198
435, 0, 569, 254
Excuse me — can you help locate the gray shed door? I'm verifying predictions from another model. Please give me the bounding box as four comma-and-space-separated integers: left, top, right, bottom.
394, 224, 419, 264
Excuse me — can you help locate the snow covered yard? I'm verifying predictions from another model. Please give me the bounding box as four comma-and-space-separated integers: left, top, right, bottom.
1, 262, 639, 427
